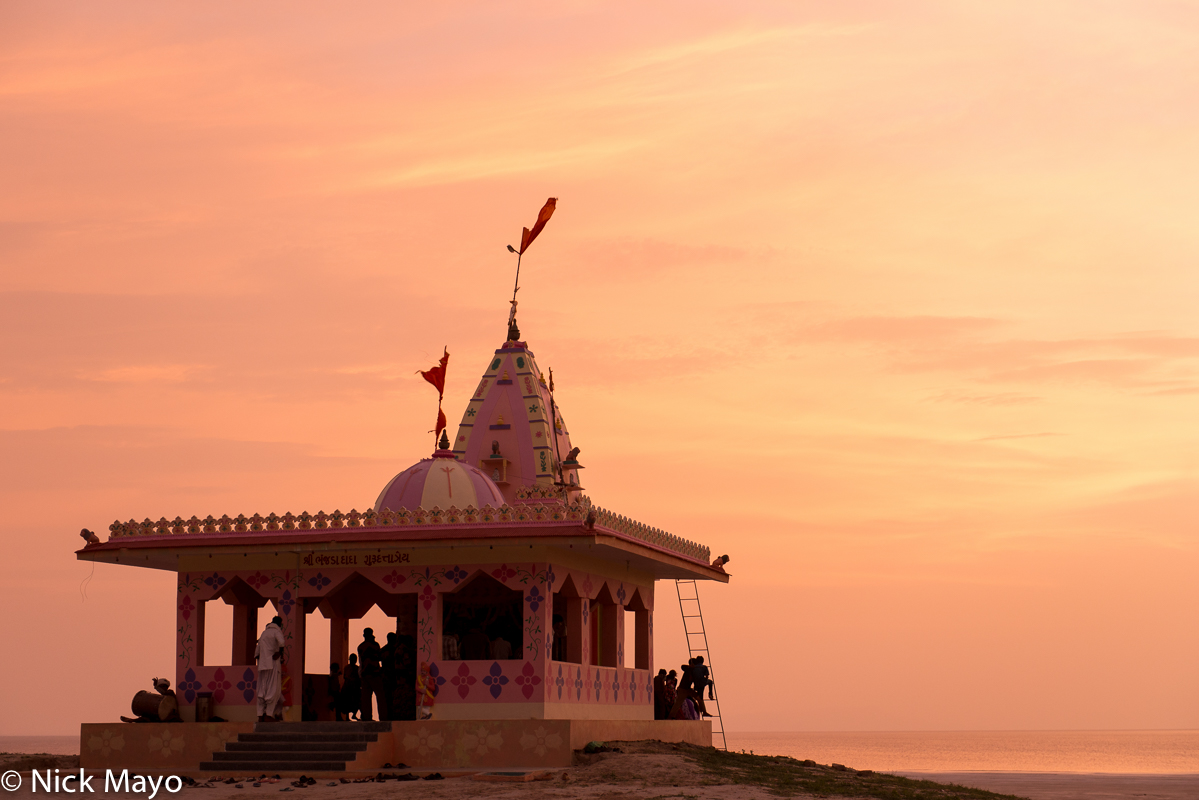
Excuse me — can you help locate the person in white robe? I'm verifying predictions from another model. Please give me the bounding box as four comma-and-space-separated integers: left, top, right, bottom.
255, 616, 286, 721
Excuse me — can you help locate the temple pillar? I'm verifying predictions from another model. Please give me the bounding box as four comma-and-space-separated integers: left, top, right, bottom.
195, 601, 207, 667
565, 597, 584, 664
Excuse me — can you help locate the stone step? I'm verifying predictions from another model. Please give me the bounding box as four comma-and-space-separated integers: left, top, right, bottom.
197, 761, 348, 773
226, 742, 368, 753
255, 721, 391, 733
210, 751, 357, 763
238, 732, 378, 743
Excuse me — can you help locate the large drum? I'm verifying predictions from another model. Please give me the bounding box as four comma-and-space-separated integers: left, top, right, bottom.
131, 691, 178, 721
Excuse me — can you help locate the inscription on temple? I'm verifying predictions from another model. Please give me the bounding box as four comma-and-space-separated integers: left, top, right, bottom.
302, 551, 411, 567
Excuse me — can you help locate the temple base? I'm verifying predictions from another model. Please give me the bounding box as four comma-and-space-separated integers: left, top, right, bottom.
79, 719, 711, 773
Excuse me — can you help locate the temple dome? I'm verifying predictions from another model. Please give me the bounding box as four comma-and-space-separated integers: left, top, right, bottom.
374, 449, 504, 512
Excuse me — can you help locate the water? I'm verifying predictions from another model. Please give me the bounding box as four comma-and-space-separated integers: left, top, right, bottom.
0, 736, 79, 756
724, 731, 1199, 774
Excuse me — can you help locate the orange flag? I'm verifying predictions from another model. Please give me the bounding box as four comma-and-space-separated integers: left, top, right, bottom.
519, 198, 557, 254
418, 347, 450, 399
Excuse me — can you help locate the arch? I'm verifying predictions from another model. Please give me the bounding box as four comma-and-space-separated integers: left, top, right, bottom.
442, 571, 522, 660
552, 574, 583, 663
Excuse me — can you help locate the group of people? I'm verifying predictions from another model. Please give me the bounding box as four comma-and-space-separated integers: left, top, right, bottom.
328, 628, 419, 721
653, 656, 715, 721
441, 607, 522, 660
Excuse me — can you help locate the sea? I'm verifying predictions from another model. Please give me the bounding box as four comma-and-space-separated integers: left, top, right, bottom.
5, 730, 1197, 774
724, 731, 1199, 774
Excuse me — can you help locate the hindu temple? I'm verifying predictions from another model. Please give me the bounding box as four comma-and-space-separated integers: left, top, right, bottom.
76, 320, 730, 773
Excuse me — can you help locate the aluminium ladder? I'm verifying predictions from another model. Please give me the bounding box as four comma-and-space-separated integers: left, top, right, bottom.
675, 579, 727, 750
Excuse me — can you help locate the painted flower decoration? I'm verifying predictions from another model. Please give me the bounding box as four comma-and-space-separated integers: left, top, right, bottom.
382, 570, 405, 589
611, 674, 621, 699
246, 572, 270, 590
451, 662, 477, 699
616, 583, 626, 605
445, 566, 468, 584
202, 573, 226, 589
618, 641, 624, 667
483, 662, 509, 699
237, 668, 257, 703
207, 668, 232, 703
515, 661, 542, 699
87, 728, 125, 756
492, 564, 516, 582
205, 728, 235, 755
574, 667, 583, 700
427, 663, 446, 697
518, 726, 564, 757
419, 584, 435, 611
402, 728, 445, 756
278, 589, 294, 616
581, 577, 593, 597
148, 730, 185, 758
462, 726, 503, 756
179, 668, 202, 704
178, 595, 195, 621
546, 568, 556, 589
307, 572, 331, 590
525, 586, 543, 612
593, 671, 602, 701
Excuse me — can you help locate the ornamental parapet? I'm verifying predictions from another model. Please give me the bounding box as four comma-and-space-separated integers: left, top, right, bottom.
104, 496, 710, 564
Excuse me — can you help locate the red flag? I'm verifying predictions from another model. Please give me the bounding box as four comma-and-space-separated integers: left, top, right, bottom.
432, 408, 447, 438
418, 347, 450, 399
519, 198, 557, 254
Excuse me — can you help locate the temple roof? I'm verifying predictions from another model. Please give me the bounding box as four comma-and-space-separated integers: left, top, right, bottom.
374, 448, 503, 512
450, 338, 579, 505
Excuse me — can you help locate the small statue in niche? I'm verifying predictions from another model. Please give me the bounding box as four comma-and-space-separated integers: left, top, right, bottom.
497, 413, 505, 425
565, 446, 580, 462
491, 440, 501, 457
492, 468, 501, 481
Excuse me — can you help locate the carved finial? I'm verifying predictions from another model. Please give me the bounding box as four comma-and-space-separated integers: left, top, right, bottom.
438, 430, 450, 450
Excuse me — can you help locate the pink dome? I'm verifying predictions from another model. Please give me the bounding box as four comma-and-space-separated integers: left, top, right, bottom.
374, 450, 504, 512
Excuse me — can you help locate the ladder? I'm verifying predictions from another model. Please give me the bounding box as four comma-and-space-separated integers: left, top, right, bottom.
675, 579, 727, 750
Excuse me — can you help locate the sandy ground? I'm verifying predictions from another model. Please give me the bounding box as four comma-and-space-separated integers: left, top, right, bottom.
5, 749, 1199, 799
897, 771, 1199, 800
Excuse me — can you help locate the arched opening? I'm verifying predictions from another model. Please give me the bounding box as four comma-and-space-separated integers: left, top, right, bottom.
590, 583, 618, 668
442, 572, 522, 660
552, 574, 583, 664
626, 588, 650, 670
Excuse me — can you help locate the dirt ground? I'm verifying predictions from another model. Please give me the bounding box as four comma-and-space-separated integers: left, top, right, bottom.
4, 742, 1198, 800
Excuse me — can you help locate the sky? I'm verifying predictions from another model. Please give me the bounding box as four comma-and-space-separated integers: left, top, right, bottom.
1, 0, 1197, 735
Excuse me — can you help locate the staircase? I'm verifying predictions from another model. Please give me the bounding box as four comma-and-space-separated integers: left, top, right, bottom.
199, 721, 390, 773
675, 579, 727, 750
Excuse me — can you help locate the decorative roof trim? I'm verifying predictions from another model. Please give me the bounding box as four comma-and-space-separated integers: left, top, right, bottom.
103, 492, 711, 564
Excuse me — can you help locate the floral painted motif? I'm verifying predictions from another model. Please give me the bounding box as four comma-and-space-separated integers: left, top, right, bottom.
307, 573, 332, 590
207, 668, 232, 703
179, 669, 202, 704
202, 573, 226, 590
382, 570, 405, 589
246, 572, 270, 590
518, 726, 564, 757
237, 668, 257, 703
545, 568, 556, 590
87, 729, 125, 756
574, 667, 583, 701
278, 590, 294, 616
148, 729, 185, 757
581, 577, 593, 597
515, 662, 542, 699
611, 673, 621, 700
462, 725, 503, 756
419, 584, 435, 611
445, 566, 468, 584
426, 663, 447, 697
555, 664, 564, 700
178, 596, 195, 621
593, 671, 602, 701
483, 662, 509, 699
525, 586, 543, 612
402, 727, 445, 756
617, 641, 624, 667
451, 663, 477, 699
492, 564, 516, 582
205, 727, 236, 755
617, 583, 627, 604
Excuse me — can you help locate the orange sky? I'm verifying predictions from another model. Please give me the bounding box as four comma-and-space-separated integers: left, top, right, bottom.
2, 1, 1197, 735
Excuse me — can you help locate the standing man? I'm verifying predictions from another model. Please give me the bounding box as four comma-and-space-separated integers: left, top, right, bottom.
357, 628, 385, 721
255, 616, 286, 722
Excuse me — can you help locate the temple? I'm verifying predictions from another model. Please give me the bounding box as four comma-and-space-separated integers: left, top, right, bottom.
76, 326, 729, 773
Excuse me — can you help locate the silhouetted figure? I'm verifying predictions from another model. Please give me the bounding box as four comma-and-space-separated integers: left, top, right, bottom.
551, 614, 567, 661
357, 628, 386, 721
327, 663, 343, 721
653, 669, 668, 720
692, 655, 714, 700
254, 616, 285, 721
339, 654, 361, 721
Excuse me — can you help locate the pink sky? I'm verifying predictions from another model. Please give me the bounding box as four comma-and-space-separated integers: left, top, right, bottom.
2, 1, 1197, 734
